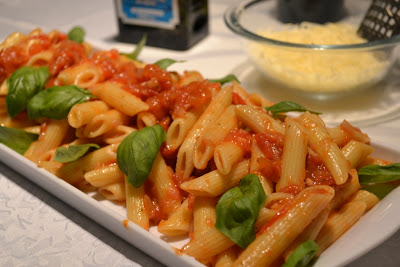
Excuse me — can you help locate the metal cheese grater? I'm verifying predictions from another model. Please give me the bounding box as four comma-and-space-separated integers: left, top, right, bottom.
358, 0, 400, 41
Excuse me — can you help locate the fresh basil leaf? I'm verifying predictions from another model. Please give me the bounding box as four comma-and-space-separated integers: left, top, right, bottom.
117, 125, 166, 188
6, 66, 50, 118
215, 174, 266, 249
362, 183, 398, 200
209, 74, 240, 85
0, 126, 38, 155
27, 85, 93, 120
283, 240, 319, 267
154, 58, 184, 70
53, 143, 100, 163
67, 26, 85, 43
359, 163, 400, 184
265, 101, 321, 116
122, 34, 147, 60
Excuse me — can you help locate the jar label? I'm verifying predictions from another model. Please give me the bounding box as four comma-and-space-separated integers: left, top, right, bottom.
116, 0, 180, 29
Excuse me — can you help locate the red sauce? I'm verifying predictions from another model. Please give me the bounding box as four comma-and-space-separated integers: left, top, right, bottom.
122, 219, 129, 230
25, 34, 52, 56
254, 132, 284, 159
0, 46, 27, 83
254, 132, 284, 183
305, 154, 335, 186
143, 194, 162, 223
221, 129, 252, 155
91, 49, 120, 80
232, 91, 247, 105
279, 184, 304, 196
48, 40, 87, 76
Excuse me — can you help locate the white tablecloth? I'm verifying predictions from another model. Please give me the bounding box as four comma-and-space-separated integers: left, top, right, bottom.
1, 0, 400, 266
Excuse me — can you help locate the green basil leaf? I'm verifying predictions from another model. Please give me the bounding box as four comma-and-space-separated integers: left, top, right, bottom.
265, 101, 321, 116
215, 174, 267, 249
0, 126, 38, 155
122, 34, 147, 60
361, 183, 398, 200
154, 58, 184, 70
359, 163, 400, 184
209, 74, 240, 85
6, 66, 50, 118
117, 125, 166, 188
283, 240, 319, 267
53, 143, 100, 163
67, 26, 85, 43
27, 85, 93, 120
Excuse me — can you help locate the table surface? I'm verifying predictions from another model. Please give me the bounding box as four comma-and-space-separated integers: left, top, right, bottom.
1, 0, 400, 266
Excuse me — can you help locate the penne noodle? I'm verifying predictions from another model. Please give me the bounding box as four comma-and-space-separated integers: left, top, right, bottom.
232, 186, 335, 267
176, 85, 233, 180
147, 153, 182, 218
83, 109, 129, 138
68, 100, 110, 128
342, 140, 374, 168
298, 112, 351, 185
90, 81, 149, 116
125, 178, 149, 230
158, 198, 192, 237
180, 160, 249, 197
99, 182, 126, 202
276, 117, 307, 192
315, 201, 367, 257
193, 196, 217, 239
214, 142, 244, 175
84, 164, 125, 187
193, 105, 238, 170
235, 104, 285, 134
181, 226, 236, 260
166, 110, 200, 150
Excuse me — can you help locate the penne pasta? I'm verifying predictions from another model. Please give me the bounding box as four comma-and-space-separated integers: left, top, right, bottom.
233, 186, 335, 267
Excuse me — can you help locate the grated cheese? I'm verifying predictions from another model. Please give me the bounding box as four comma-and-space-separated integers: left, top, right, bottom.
249, 22, 390, 94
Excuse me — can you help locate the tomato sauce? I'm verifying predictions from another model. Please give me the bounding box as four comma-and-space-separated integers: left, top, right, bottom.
305, 153, 335, 186
0, 46, 27, 83
221, 129, 252, 155
279, 184, 304, 196
48, 40, 87, 76
254, 132, 284, 183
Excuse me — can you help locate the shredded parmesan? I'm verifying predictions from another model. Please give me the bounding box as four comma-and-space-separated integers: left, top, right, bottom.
249, 22, 390, 94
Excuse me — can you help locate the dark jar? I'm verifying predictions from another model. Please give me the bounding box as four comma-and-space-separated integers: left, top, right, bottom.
277, 0, 346, 24
114, 0, 209, 51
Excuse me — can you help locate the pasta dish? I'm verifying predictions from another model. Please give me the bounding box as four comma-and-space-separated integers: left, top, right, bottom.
0, 28, 399, 267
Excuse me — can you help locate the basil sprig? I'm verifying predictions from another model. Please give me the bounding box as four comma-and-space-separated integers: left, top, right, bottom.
67, 26, 85, 43
358, 163, 400, 184
154, 58, 184, 70
361, 183, 398, 200
209, 74, 240, 85
358, 163, 400, 199
27, 85, 93, 120
53, 143, 100, 163
6, 66, 50, 118
122, 34, 147, 61
0, 126, 38, 155
215, 174, 266, 249
117, 125, 166, 188
265, 101, 321, 116
283, 240, 319, 267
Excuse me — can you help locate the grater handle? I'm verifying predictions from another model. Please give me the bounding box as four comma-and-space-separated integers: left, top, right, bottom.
358, 0, 400, 41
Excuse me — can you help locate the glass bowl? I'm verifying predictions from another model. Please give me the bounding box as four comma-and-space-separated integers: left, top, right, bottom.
224, 0, 400, 100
